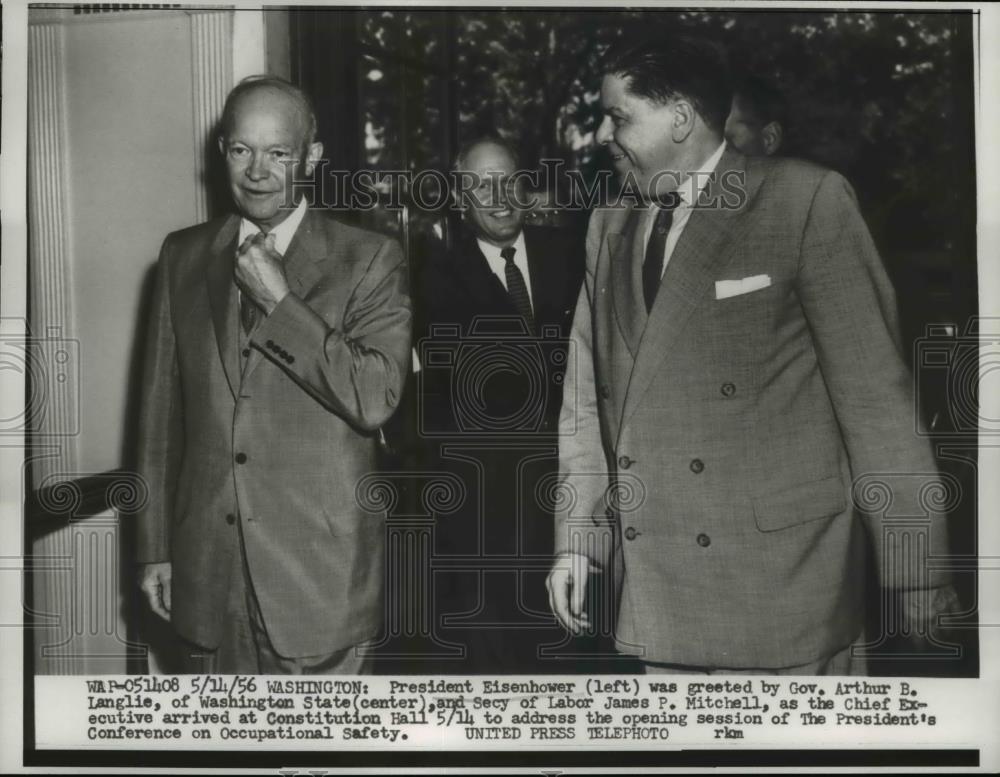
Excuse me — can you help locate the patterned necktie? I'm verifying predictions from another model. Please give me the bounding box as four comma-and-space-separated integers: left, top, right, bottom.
239, 233, 265, 334
642, 196, 681, 312
501, 245, 534, 329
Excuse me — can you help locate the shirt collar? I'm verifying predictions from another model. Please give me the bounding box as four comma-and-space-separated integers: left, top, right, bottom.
238, 197, 308, 256
477, 230, 527, 265
668, 140, 728, 208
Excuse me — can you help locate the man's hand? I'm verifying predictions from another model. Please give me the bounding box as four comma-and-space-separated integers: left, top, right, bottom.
139, 562, 172, 621
235, 232, 290, 315
899, 583, 962, 639
546, 551, 599, 635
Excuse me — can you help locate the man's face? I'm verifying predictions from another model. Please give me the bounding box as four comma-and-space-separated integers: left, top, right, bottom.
596, 73, 682, 198
219, 88, 321, 231
724, 95, 766, 156
458, 141, 526, 247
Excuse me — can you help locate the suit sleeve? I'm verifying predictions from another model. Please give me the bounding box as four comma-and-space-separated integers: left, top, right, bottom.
797, 170, 952, 591
251, 236, 411, 432
134, 238, 184, 564
554, 210, 614, 567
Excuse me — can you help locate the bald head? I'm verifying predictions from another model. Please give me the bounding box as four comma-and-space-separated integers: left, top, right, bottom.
453, 135, 526, 248
217, 76, 324, 231
220, 76, 318, 150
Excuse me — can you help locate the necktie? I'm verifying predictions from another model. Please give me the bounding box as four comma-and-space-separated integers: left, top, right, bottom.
239, 233, 265, 334
240, 292, 258, 335
501, 245, 534, 329
642, 196, 681, 312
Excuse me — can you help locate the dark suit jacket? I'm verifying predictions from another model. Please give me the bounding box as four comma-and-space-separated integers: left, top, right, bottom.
135, 208, 411, 657
557, 148, 951, 669
416, 224, 585, 442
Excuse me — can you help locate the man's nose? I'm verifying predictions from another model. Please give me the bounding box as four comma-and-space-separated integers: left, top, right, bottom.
246, 151, 269, 181
595, 115, 614, 146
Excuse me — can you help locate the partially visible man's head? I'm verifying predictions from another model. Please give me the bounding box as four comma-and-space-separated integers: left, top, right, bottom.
218, 76, 323, 231
725, 75, 785, 157
453, 134, 526, 248
596, 35, 731, 198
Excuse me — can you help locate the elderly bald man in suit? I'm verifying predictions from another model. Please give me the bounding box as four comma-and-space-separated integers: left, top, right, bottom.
136, 76, 411, 674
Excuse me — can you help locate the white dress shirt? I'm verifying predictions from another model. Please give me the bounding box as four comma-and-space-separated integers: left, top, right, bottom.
238, 196, 309, 255
477, 231, 534, 308
236, 198, 308, 351
642, 141, 727, 278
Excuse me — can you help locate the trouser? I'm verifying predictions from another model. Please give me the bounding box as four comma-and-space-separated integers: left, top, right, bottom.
641, 639, 865, 675
177, 520, 372, 675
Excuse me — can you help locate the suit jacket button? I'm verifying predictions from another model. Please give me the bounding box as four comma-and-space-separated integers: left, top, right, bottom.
618, 455, 632, 469
600, 385, 611, 399
286, 354, 295, 364
690, 458, 704, 473
235, 452, 248, 464
696, 533, 711, 547
624, 526, 640, 541
225, 513, 236, 525
721, 382, 736, 397
266, 339, 274, 348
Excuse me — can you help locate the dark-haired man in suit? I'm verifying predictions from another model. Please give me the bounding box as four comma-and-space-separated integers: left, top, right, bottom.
416, 135, 588, 673
547, 36, 957, 674
725, 73, 786, 157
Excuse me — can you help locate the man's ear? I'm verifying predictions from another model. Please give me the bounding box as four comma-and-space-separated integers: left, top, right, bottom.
217, 136, 226, 156
761, 121, 783, 156
304, 141, 323, 175
670, 100, 696, 142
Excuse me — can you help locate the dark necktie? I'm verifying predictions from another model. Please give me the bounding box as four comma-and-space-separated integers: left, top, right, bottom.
642, 196, 681, 312
501, 245, 534, 329
239, 232, 265, 334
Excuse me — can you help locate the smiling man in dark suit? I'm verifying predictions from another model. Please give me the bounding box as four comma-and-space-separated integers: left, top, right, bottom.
416, 135, 587, 673
135, 76, 411, 674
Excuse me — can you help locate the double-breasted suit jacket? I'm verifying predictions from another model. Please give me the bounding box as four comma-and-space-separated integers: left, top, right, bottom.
555, 148, 950, 669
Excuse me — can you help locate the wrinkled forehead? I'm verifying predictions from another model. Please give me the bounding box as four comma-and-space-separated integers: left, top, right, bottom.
225, 87, 311, 144
600, 72, 663, 112
460, 141, 518, 177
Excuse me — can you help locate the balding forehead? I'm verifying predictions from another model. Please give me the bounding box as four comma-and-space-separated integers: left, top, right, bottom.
232, 85, 304, 119
461, 140, 517, 170
223, 81, 317, 144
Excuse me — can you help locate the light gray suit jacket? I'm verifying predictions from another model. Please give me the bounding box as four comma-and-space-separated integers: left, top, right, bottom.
556, 148, 950, 668
135, 208, 411, 657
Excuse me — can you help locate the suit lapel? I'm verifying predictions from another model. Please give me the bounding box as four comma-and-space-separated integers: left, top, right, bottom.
282, 208, 328, 299
242, 208, 329, 382
205, 215, 241, 401
454, 232, 516, 317
609, 205, 645, 356
524, 226, 563, 332
620, 149, 760, 429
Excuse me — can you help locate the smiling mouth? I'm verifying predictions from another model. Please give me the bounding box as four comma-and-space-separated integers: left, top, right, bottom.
490, 208, 513, 218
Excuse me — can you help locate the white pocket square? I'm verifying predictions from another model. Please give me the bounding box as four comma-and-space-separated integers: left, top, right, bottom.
715, 274, 771, 300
